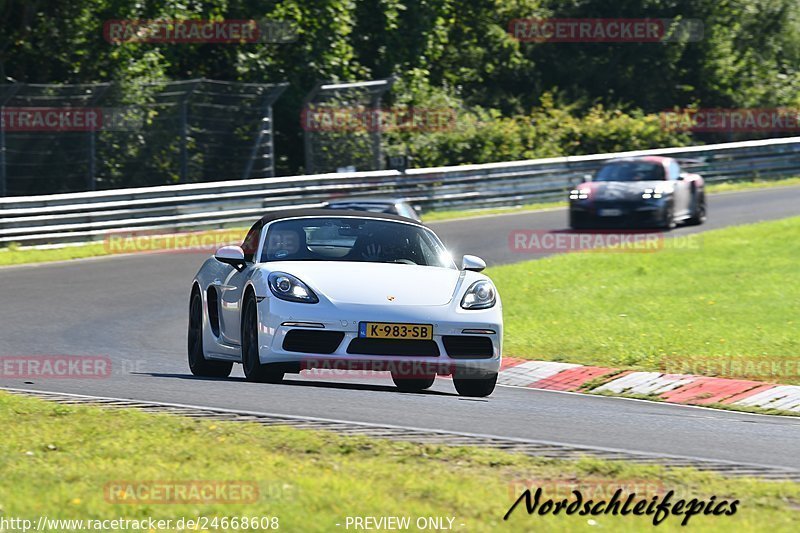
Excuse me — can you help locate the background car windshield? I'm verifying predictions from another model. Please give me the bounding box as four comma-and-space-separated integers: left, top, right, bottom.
595, 162, 665, 182
327, 203, 394, 214
261, 218, 455, 268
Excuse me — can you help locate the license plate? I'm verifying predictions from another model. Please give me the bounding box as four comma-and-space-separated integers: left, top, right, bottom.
359, 322, 433, 340
598, 208, 622, 216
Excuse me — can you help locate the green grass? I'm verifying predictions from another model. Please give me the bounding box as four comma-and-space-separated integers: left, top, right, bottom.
705, 176, 800, 193
491, 216, 800, 383
0, 228, 248, 267
0, 242, 112, 265
422, 200, 566, 222
1, 391, 799, 532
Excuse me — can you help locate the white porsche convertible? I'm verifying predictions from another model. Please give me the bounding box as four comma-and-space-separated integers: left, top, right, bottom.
188, 209, 502, 397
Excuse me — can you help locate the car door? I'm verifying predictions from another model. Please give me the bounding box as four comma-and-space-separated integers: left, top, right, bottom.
217, 266, 251, 346
218, 221, 262, 346
669, 160, 692, 217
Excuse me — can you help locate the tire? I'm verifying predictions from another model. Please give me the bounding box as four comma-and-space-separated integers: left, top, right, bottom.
661, 201, 676, 230
241, 295, 284, 383
391, 372, 435, 392
453, 372, 497, 397
188, 291, 233, 378
687, 192, 707, 225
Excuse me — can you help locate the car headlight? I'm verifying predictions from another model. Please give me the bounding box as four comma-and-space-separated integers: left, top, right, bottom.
461, 280, 496, 310
268, 272, 319, 303
569, 188, 590, 201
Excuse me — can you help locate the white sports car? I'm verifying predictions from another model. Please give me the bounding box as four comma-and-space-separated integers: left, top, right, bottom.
188, 209, 502, 397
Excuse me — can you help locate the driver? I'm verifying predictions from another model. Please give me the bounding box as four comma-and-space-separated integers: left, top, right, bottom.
357, 230, 413, 263
266, 229, 302, 260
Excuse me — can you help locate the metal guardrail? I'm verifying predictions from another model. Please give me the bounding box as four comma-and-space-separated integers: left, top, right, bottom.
2, 136, 799, 246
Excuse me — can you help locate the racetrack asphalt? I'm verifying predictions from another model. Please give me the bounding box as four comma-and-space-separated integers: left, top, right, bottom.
1, 185, 799, 470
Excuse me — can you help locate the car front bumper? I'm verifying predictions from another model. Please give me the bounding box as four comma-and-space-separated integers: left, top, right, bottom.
570, 202, 669, 228
256, 297, 503, 376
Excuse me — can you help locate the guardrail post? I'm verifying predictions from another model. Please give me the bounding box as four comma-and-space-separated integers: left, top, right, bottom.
86, 83, 111, 191
0, 83, 23, 197
180, 99, 188, 182
0, 108, 6, 197
87, 131, 96, 191
178, 80, 202, 183
370, 94, 383, 170
242, 83, 287, 179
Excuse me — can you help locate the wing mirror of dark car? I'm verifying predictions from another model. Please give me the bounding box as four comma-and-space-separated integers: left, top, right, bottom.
215, 245, 247, 271
461, 255, 486, 272
581, 173, 593, 183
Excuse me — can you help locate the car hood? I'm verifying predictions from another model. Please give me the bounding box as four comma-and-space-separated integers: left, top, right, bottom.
260, 261, 462, 306
586, 181, 673, 201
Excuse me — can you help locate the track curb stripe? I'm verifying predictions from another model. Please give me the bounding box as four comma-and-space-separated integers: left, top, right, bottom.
499, 359, 800, 413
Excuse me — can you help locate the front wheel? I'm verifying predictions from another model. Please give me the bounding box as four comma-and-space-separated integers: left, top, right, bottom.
453, 372, 497, 397
241, 296, 284, 383
661, 201, 676, 230
188, 292, 233, 378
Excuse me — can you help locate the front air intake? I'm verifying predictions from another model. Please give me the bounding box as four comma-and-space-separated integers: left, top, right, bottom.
346, 338, 440, 357
282, 330, 344, 354
442, 336, 494, 359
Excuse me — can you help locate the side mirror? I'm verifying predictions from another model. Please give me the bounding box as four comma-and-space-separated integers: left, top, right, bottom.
461, 255, 486, 272
215, 245, 246, 271
678, 173, 689, 181
581, 173, 592, 183
413, 204, 422, 213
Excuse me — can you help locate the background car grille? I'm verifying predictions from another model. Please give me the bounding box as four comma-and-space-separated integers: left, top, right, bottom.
283, 330, 345, 354
347, 338, 440, 357
442, 336, 494, 359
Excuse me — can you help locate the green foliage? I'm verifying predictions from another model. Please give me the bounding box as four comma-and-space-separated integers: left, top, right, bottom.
389, 93, 694, 167
1, 0, 798, 176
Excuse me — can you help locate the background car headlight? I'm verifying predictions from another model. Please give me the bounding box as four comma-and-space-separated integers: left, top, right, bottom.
268, 272, 319, 303
569, 188, 590, 200
461, 280, 496, 309
642, 186, 668, 199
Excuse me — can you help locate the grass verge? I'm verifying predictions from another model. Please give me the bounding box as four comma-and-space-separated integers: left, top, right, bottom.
1, 391, 799, 532
491, 216, 800, 383
0, 228, 248, 267
421, 200, 566, 222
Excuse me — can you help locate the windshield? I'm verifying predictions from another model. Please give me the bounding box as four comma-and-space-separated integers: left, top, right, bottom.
260, 217, 455, 268
595, 162, 665, 182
